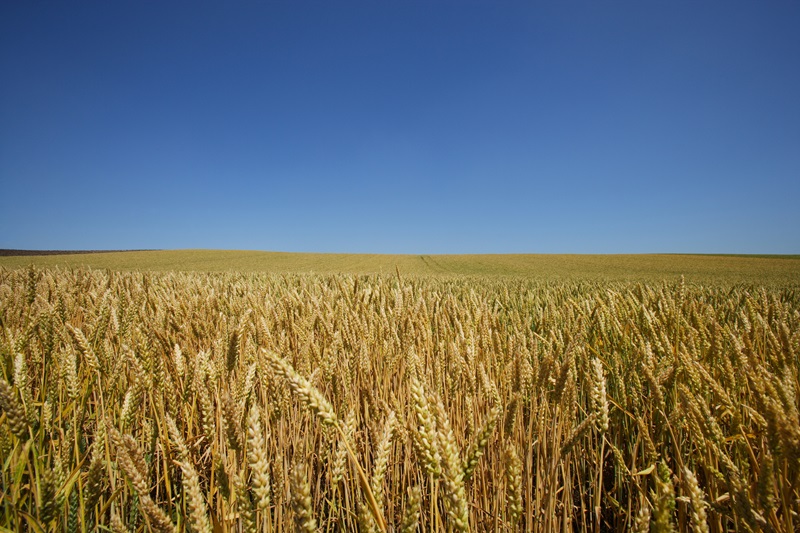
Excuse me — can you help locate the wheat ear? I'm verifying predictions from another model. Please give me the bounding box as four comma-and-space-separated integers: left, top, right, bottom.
290, 462, 317, 533
246, 406, 272, 512
167, 416, 212, 533
683, 467, 709, 533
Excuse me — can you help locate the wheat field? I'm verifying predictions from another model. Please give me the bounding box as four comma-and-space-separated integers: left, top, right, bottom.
0, 265, 798, 531
1, 250, 799, 285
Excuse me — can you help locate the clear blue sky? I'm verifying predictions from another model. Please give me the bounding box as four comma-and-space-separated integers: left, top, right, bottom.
1, 2, 798, 254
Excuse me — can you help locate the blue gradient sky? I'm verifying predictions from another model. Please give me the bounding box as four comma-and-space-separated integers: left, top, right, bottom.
1, 2, 798, 254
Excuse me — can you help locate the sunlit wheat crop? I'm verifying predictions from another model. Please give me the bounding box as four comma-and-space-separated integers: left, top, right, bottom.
0, 266, 798, 531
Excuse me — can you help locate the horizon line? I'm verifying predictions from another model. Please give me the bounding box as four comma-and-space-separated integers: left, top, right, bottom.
2, 248, 799, 259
